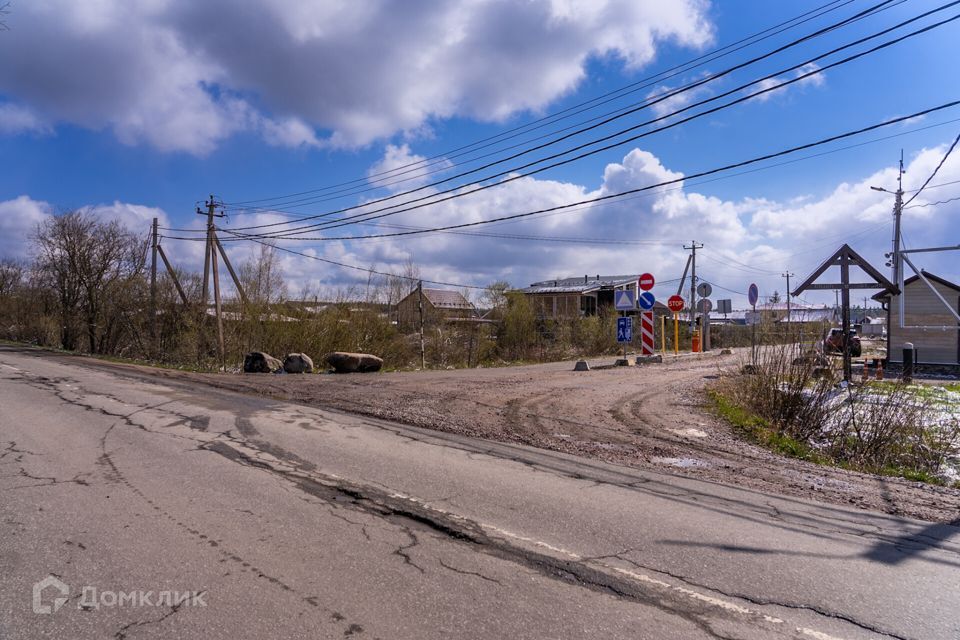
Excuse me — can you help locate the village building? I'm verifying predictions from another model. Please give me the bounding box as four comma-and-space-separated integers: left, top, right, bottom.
873, 271, 960, 366
396, 287, 477, 330
518, 275, 668, 319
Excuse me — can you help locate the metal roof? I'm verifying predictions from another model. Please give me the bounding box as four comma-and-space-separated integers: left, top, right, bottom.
519, 274, 638, 295
422, 288, 475, 309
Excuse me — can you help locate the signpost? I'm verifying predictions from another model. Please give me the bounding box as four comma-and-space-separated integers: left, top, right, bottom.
638, 273, 655, 291
667, 295, 684, 355
748, 283, 759, 366
617, 317, 632, 343
640, 311, 655, 356
696, 298, 713, 314
637, 291, 656, 310
614, 289, 635, 311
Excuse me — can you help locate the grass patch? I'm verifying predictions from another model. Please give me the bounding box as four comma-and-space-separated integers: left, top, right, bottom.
707, 389, 831, 465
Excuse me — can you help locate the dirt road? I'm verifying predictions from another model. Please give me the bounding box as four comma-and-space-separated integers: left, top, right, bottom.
53, 348, 960, 522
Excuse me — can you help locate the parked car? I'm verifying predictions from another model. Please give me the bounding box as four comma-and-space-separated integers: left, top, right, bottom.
824, 328, 861, 357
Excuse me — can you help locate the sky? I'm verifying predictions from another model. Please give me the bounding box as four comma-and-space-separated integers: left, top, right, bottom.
1, 0, 959, 309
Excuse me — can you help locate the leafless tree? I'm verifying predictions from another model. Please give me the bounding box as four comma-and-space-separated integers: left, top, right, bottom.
34, 211, 147, 352
239, 242, 286, 305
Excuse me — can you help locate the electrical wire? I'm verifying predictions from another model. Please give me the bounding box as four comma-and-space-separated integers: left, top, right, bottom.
902, 130, 960, 205
200, 101, 960, 246
234, 8, 960, 238
226, 0, 926, 229
223, 0, 859, 207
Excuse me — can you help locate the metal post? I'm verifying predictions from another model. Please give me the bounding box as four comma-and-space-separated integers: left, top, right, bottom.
902, 342, 914, 383
751, 303, 757, 366
673, 313, 679, 355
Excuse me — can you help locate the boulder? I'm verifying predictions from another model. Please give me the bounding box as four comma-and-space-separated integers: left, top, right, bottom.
326, 352, 384, 374
283, 353, 314, 374
244, 351, 283, 373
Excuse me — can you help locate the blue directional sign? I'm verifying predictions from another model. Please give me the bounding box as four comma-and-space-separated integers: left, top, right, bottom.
614, 289, 635, 311
748, 283, 759, 307
616, 317, 633, 343
637, 291, 656, 310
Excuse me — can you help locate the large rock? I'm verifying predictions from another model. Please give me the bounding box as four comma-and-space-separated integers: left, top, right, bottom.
326, 352, 384, 374
243, 351, 283, 373
283, 353, 314, 374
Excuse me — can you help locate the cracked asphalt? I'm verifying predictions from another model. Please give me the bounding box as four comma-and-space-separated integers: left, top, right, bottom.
1, 345, 958, 639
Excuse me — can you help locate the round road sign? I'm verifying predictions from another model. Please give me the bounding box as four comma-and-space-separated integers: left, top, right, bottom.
637, 291, 656, 310
748, 283, 759, 307
697, 298, 713, 314
696, 282, 712, 298
667, 294, 685, 313
638, 273, 655, 291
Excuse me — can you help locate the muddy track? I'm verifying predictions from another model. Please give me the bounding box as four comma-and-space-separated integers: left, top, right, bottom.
24, 346, 960, 523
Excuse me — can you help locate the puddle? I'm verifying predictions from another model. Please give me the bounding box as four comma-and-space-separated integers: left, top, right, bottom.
652, 456, 711, 468
669, 428, 708, 438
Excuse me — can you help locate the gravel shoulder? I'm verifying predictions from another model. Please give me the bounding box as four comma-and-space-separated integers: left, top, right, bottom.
21, 345, 960, 523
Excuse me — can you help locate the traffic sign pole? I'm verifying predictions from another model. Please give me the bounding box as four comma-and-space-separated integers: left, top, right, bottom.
673, 314, 679, 355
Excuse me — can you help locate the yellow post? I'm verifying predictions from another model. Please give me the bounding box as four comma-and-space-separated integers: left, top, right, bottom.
673, 313, 679, 355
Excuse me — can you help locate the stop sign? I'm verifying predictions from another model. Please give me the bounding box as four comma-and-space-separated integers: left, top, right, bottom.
638, 273, 655, 291
667, 295, 685, 313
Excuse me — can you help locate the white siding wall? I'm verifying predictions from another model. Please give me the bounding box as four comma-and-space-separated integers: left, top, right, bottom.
887, 280, 960, 364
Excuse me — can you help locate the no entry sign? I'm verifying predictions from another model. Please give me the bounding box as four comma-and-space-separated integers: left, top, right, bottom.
667, 295, 685, 313
638, 273, 655, 291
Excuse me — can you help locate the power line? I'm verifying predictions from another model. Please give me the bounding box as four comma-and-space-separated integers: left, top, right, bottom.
233, 7, 960, 238
902, 130, 960, 206
903, 194, 960, 208
209, 101, 960, 247
224, 0, 859, 208
226, 0, 923, 229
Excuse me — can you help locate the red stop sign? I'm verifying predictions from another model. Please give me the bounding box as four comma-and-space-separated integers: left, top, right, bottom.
638, 273, 655, 291
667, 295, 685, 313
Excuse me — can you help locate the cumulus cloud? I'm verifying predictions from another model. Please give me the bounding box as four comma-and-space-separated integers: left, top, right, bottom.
367, 144, 453, 193
0, 0, 713, 153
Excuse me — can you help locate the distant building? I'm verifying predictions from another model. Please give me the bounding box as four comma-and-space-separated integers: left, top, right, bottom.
744, 302, 838, 325
396, 288, 476, 329
873, 271, 960, 366
518, 274, 668, 319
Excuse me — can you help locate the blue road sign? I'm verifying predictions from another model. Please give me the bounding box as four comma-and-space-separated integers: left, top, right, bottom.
617, 317, 633, 343
637, 291, 656, 310
748, 283, 759, 307
614, 289, 635, 311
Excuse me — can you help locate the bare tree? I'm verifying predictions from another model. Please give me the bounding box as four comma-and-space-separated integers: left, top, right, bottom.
34, 211, 147, 353
239, 242, 287, 305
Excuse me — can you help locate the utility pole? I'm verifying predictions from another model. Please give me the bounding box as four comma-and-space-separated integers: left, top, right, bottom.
150, 217, 158, 356
683, 241, 703, 330
199, 196, 217, 309
417, 280, 425, 370
782, 271, 794, 322
196, 196, 226, 364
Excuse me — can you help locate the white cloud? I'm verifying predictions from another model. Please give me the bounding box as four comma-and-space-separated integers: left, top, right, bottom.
367, 144, 452, 193
750, 63, 826, 103
0, 196, 52, 259
0, 0, 714, 153
0, 102, 51, 135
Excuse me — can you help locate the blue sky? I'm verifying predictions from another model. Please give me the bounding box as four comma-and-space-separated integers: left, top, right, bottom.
1, 0, 959, 308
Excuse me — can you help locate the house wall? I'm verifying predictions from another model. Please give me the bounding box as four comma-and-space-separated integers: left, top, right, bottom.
529, 293, 589, 318
887, 280, 959, 364
396, 294, 432, 330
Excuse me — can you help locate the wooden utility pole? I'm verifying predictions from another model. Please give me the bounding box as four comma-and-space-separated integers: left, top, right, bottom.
157, 244, 189, 304
211, 242, 226, 369
211, 230, 248, 305
418, 280, 425, 370
150, 217, 158, 355
200, 196, 216, 308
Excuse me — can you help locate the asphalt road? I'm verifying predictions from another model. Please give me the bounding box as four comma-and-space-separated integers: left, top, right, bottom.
1, 346, 958, 640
